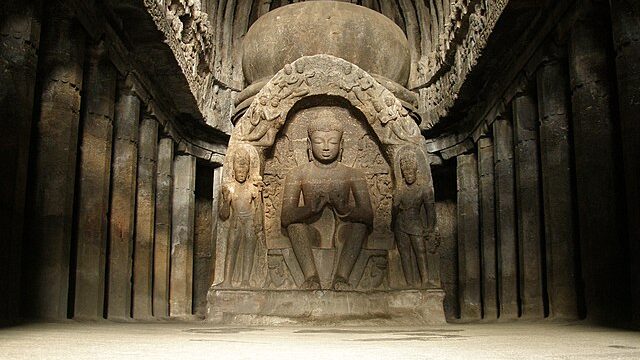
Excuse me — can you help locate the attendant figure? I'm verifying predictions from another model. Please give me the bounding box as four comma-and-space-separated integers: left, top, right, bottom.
393, 150, 437, 287
219, 148, 262, 287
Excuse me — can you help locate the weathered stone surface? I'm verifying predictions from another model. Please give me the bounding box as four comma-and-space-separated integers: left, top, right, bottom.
242, 1, 410, 87
493, 117, 518, 320
107, 83, 140, 320
153, 137, 174, 318
436, 200, 458, 320
13, 0, 640, 327
610, 0, 640, 326
217, 146, 265, 288
0, 0, 41, 324
209, 165, 223, 280
569, 6, 628, 323
417, 0, 511, 129
144, 0, 509, 132
478, 137, 497, 320
279, 113, 374, 291
73, 42, 116, 320
536, 59, 578, 320
456, 153, 481, 320
512, 94, 544, 319
209, 54, 442, 323
214, 55, 433, 295
194, 165, 214, 317
208, 289, 446, 325
24, 6, 84, 319
394, 149, 438, 288
170, 154, 196, 317
132, 115, 158, 319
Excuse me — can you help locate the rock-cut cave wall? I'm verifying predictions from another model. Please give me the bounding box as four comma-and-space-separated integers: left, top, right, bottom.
0, 0, 638, 327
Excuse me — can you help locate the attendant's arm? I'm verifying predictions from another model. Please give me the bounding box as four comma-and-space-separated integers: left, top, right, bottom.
392, 188, 400, 218
422, 184, 436, 233
219, 184, 232, 221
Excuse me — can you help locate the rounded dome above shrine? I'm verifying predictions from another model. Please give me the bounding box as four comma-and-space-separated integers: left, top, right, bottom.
242, 1, 411, 87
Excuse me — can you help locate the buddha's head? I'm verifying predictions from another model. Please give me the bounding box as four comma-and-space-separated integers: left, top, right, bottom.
307, 110, 344, 164
233, 148, 250, 183
399, 150, 418, 185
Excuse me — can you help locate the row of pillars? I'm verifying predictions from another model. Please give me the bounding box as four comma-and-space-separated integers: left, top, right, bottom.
0, 3, 223, 321
455, 1, 636, 323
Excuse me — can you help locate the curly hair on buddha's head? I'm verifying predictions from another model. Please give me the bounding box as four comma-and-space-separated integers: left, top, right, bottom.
306, 108, 344, 136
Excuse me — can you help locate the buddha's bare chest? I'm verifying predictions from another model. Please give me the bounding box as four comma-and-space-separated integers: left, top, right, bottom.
299, 168, 352, 200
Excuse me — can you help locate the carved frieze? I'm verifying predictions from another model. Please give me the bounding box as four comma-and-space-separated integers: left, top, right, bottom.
418, 0, 510, 130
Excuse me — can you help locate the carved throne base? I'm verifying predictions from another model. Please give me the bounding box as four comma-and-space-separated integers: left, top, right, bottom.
206, 289, 446, 325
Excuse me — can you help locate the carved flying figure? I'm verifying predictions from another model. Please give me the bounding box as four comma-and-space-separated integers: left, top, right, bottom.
379, 96, 423, 145
339, 63, 359, 92
272, 62, 314, 101
240, 95, 283, 146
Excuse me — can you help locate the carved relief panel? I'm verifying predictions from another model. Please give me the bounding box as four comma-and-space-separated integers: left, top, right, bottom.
212, 55, 439, 292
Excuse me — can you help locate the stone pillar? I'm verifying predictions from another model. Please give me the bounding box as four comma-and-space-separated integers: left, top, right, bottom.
170, 154, 196, 317
73, 42, 117, 320
569, 4, 628, 322
536, 59, 579, 319
456, 153, 481, 320
437, 200, 459, 320
132, 115, 158, 319
107, 81, 140, 320
210, 165, 224, 283
153, 137, 174, 318
0, 0, 41, 324
24, 6, 85, 319
493, 117, 519, 320
609, 0, 640, 325
512, 93, 544, 319
478, 137, 498, 319
194, 165, 214, 317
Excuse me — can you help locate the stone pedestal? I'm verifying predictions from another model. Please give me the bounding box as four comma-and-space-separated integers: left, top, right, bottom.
207, 289, 446, 325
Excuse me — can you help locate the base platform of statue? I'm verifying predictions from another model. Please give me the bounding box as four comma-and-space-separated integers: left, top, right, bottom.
206, 288, 446, 325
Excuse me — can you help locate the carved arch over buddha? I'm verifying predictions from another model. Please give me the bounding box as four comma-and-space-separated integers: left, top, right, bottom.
235, 54, 424, 150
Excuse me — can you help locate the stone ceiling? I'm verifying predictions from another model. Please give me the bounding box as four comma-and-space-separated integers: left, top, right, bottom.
133, 0, 555, 155
137, 1, 515, 132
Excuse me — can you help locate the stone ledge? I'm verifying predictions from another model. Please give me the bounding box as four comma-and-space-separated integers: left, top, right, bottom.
207, 288, 446, 326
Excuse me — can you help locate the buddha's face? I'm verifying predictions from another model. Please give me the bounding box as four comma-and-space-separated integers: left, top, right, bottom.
234, 159, 250, 183
401, 161, 417, 185
309, 130, 342, 164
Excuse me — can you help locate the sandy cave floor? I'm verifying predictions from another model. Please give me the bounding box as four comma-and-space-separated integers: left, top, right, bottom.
1, 320, 639, 359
